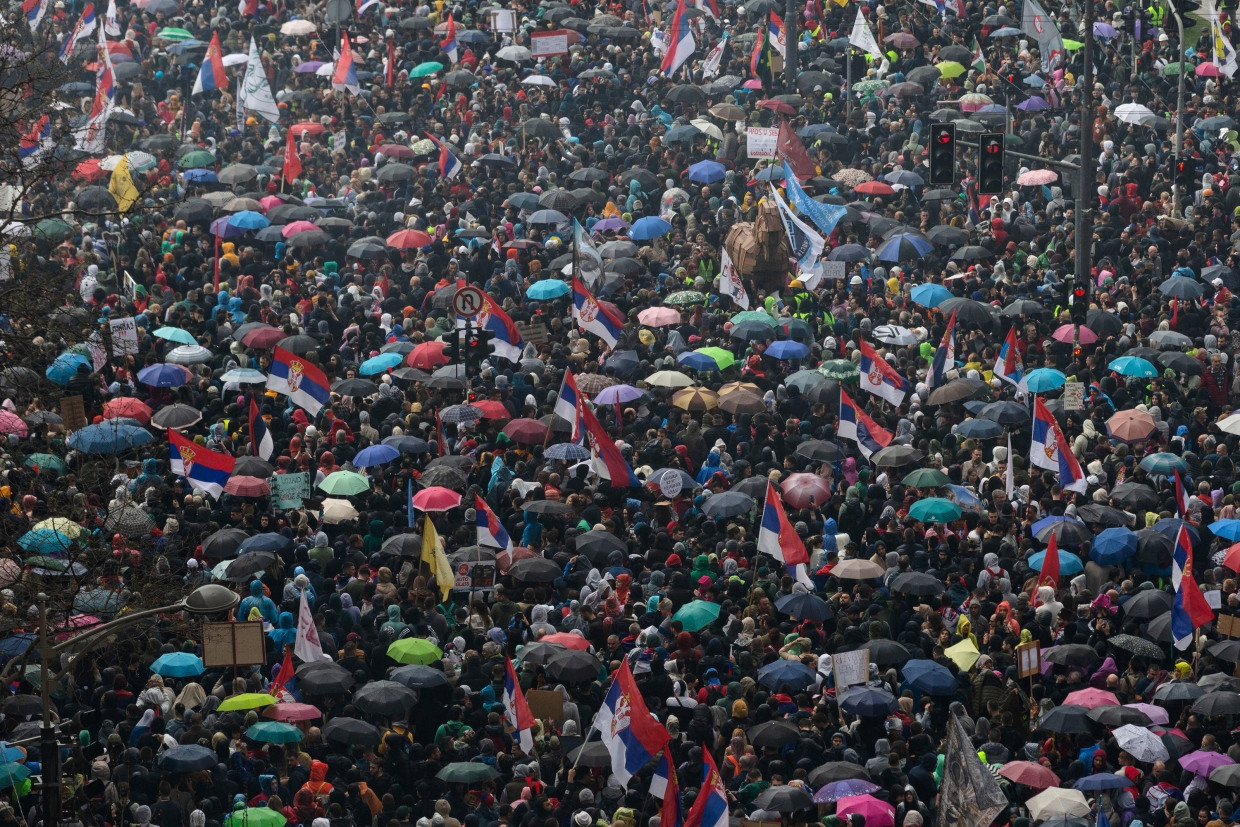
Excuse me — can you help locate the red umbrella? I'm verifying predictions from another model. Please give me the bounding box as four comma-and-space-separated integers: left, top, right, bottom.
411, 486, 462, 511
1052, 324, 1098, 344
290, 122, 327, 138
539, 633, 590, 650
375, 144, 416, 159
1225, 543, 1240, 572
387, 229, 433, 249
264, 703, 322, 722
407, 341, 450, 369
74, 159, 108, 182
225, 476, 271, 497
997, 761, 1060, 790
780, 473, 832, 509
855, 181, 897, 196
503, 418, 548, 444
757, 98, 797, 115
472, 400, 511, 420
240, 326, 285, 349
103, 398, 152, 423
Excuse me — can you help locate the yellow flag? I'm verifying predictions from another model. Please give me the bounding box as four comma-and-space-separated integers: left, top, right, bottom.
109, 156, 139, 214
421, 514, 453, 601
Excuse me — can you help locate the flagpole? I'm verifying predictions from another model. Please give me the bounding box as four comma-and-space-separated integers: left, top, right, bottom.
845, 45, 853, 119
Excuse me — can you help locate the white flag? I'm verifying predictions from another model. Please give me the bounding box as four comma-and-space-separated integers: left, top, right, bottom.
1021, 0, 1064, 73
1208, 0, 1238, 77
294, 591, 332, 662
767, 185, 825, 286
702, 32, 728, 78
719, 248, 749, 309
103, 0, 119, 37
240, 36, 280, 123
849, 8, 883, 59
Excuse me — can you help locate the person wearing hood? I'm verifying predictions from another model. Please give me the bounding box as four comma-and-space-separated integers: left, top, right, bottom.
268, 612, 297, 650
239, 580, 278, 627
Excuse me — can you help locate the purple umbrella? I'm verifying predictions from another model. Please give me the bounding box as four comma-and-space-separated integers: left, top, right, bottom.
1017, 96, 1050, 111
210, 217, 245, 238
814, 779, 881, 804
295, 61, 325, 73
1093, 21, 1117, 37
1180, 750, 1234, 776
592, 217, 629, 234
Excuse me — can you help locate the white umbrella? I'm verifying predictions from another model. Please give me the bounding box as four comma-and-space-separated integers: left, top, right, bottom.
521, 74, 555, 86
316, 63, 335, 77
1027, 788, 1090, 821
644, 370, 695, 389
872, 324, 920, 345
280, 19, 316, 35
1219, 412, 1240, 435
100, 151, 156, 172
165, 345, 213, 365
322, 498, 359, 524
496, 45, 532, 62
1115, 103, 1155, 124
220, 368, 267, 384
1113, 723, 1170, 763
223, 52, 248, 67
689, 118, 724, 140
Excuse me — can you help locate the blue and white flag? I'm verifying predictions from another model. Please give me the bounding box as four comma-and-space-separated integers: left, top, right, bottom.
767, 184, 824, 286
782, 161, 847, 238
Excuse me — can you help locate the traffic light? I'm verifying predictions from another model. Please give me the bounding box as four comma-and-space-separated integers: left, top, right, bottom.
1070, 282, 1087, 327
442, 331, 462, 361
977, 132, 1005, 195
466, 328, 495, 366
928, 123, 956, 186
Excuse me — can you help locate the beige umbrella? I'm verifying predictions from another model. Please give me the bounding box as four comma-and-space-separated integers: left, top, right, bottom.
832, 558, 885, 580
709, 103, 745, 120
718, 381, 762, 397
690, 118, 724, 140
672, 387, 719, 412
718, 390, 766, 415
1027, 788, 1090, 821
322, 498, 359, 524
644, 370, 695, 389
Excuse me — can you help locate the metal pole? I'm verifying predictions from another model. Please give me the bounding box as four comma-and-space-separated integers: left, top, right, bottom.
38, 595, 59, 827
1169, 4, 1186, 218
783, 0, 798, 93
1075, 0, 1095, 299
846, 46, 853, 119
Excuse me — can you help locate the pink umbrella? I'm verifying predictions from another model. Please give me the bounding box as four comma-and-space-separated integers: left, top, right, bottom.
1017, 169, 1058, 186
264, 703, 322, 722
837, 795, 895, 827
281, 220, 320, 238
258, 196, 282, 211
1052, 324, 1099, 344
1180, 750, 1234, 776
0, 411, 28, 437
637, 307, 681, 327
411, 486, 462, 512
742, 79, 763, 89
780, 473, 832, 509
1124, 703, 1169, 725
55, 615, 101, 642
1197, 62, 1224, 76
1064, 688, 1120, 709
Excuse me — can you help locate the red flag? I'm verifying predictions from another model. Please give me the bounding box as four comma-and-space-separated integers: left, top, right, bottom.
1033, 531, 1059, 608
777, 120, 816, 181
386, 38, 395, 87
283, 128, 302, 183
268, 645, 294, 699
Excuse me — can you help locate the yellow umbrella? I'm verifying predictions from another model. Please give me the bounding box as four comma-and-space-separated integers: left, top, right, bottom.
672, 387, 719, 412
218, 693, 278, 712
944, 639, 980, 670
936, 60, 966, 78
32, 517, 84, 539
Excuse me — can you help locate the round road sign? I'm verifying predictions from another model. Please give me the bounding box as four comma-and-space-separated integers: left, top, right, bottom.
452, 284, 485, 318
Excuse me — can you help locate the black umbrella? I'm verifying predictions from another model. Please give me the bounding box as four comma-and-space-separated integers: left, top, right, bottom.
700, 491, 755, 518
618, 168, 659, 192
1192, 692, 1240, 716
1036, 520, 1092, 546
523, 500, 576, 517
664, 84, 706, 105
1134, 529, 1174, 564
545, 650, 601, 683
322, 717, 382, 745
1038, 704, 1093, 734
509, 557, 561, 582
224, 551, 277, 581
297, 662, 356, 694
979, 401, 1029, 425
567, 741, 611, 767
808, 763, 871, 787
1001, 299, 1047, 316
1159, 352, 1204, 375
1153, 680, 1203, 702
1074, 504, 1130, 527
937, 297, 996, 328
748, 720, 802, 749
75, 186, 118, 212
775, 591, 833, 621
173, 199, 213, 224
159, 745, 217, 772
201, 528, 248, 561
795, 440, 844, 462
385, 435, 432, 454
927, 378, 989, 406
1124, 588, 1173, 621
420, 466, 467, 491
389, 665, 450, 689
520, 118, 561, 139
1087, 705, 1151, 727
353, 680, 417, 715
277, 335, 319, 355
2, 696, 40, 717
1144, 613, 1173, 644
890, 571, 945, 598
753, 786, 815, 813
379, 534, 422, 557
847, 639, 910, 668
1208, 639, 1240, 662
333, 378, 380, 396
871, 446, 924, 469
926, 224, 968, 246
1112, 483, 1160, 509
1086, 308, 1123, 337
574, 530, 626, 561
539, 189, 579, 211
517, 642, 566, 666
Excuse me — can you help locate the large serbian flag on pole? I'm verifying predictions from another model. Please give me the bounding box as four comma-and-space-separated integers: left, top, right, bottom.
169, 429, 234, 499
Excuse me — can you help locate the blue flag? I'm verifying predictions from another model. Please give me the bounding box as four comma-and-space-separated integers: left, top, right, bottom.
783, 161, 847, 237
407, 478, 415, 529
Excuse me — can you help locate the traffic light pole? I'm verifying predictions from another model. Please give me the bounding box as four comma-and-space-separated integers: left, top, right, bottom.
784, 0, 798, 94
1075, 0, 1095, 304
1168, 4, 1186, 218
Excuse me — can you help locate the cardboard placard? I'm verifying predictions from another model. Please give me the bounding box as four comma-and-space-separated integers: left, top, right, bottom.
530, 30, 569, 58
526, 688, 565, 721
487, 8, 517, 33
833, 647, 869, 689
61, 395, 87, 431
109, 317, 139, 357
1016, 641, 1041, 678
516, 321, 549, 345
453, 559, 496, 592
746, 127, 779, 159
822, 261, 847, 280
1063, 382, 1084, 411
271, 472, 310, 509
201, 621, 266, 667
1219, 613, 1239, 638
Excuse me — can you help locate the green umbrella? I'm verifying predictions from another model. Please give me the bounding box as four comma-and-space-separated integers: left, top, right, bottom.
410, 61, 444, 77
437, 763, 500, 784
0, 763, 30, 791
908, 497, 962, 524
1161, 61, 1188, 76
673, 599, 721, 632
245, 722, 304, 743
24, 454, 67, 473
695, 347, 735, 370
1062, 38, 1083, 50
819, 359, 859, 380
218, 692, 277, 711
902, 468, 950, 488
34, 218, 73, 241
178, 150, 216, 169
157, 27, 195, 40
854, 78, 889, 93
665, 290, 707, 306
387, 638, 444, 665
731, 310, 777, 327
226, 808, 287, 827
23, 556, 70, 571
318, 470, 371, 496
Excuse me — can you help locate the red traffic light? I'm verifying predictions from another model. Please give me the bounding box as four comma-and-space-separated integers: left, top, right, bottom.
936, 131, 953, 144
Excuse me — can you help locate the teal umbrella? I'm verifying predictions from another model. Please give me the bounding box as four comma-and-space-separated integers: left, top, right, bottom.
907, 497, 962, 524
24, 454, 66, 474
673, 600, 721, 632
1107, 356, 1158, 378
1022, 367, 1066, 393
17, 528, 74, 554
245, 722, 304, 743
410, 61, 444, 77
1139, 452, 1188, 474
0, 762, 30, 790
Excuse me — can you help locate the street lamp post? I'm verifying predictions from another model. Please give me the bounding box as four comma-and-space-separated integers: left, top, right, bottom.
33, 584, 239, 827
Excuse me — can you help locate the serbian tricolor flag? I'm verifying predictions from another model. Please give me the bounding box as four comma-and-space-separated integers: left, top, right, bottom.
1032, 531, 1059, 608
838, 388, 892, 460
169, 429, 235, 500
684, 751, 729, 827
266, 346, 330, 416
440, 13, 458, 63
426, 132, 462, 179
475, 493, 513, 554
555, 371, 582, 429
283, 127, 302, 182
660, 0, 696, 76
928, 308, 957, 388
577, 395, 640, 488
1031, 397, 1086, 493
502, 657, 536, 754
768, 10, 787, 59
191, 31, 226, 94
694, 0, 718, 16
572, 278, 624, 349
58, 3, 97, 63
1175, 469, 1192, 519
651, 751, 683, 827
858, 339, 908, 407
458, 293, 522, 362
332, 32, 359, 94
436, 409, 448, 457
594, 660, 670, 784
1173, 524, 1214, 650
238, 0, 258, 17
24, 0, 49, 31
757, 481, 812, 586
19, 115, 52, 168
358, 0, 380, 14
993, 326, 1023, 387
249, 397, 273, 461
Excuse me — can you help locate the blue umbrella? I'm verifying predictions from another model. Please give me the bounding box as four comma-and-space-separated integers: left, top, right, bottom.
0, 764, 30, 790
237, 533, 292, 554
1153, 517, 1200, 546
1075, 772, 1129, 791
359, 352, 403, 375
46, 353, 91, 385
828, 243, 871, 263
943, 484, 984, 513
687, 160, 726, 183
1031, 515, 1085, 539
1140, 452, 1188, 474
67, 422, 153, 453
677, 351, 720, 371
0, 744, 25, 764
527, 279, 570, 300
230, 210, 269, 230
137, 363, 191, 387
902, 658, 956, 695
630, 216, 672, 241
956, 419, 1003, 438
754, 166, 785, 181
1023, 367, 1066, 393
210, 216, 246, 238
0, 634, 35, 659
1092, 527, 1137, 564
1108, 356, 1158, 378
766, 340, 809, 360
353, 444, 400, 467
1210, 519, 1240, 542
910, 283, 952, 308
151, 652, 205, 677
757, 659, 817, 690
183, 169, 218, 183
876, 233, 934, 263
1025, 74, 1046, 87
1028, 548, 1085, 576
17, 529, 74, 554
